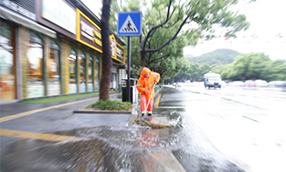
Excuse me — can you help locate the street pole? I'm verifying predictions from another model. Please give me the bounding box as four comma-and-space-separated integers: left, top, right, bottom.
127, 36, 131, 102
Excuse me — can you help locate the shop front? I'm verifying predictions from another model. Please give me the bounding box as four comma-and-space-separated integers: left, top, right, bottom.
79, 52, 86, 93
48, 40, 61, 96
33, 0, 103, 97
95, 58, 100, 91
67, 48, 77, 94
26, 32, 45, 98
1, 0, 125, 102
109, 34, 126, 90
0, 21, 16, 101
87, 55, 94, 92
1, 0, 57, 103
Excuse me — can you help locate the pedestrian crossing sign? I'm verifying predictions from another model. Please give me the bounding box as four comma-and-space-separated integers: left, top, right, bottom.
117, 12, 142, 36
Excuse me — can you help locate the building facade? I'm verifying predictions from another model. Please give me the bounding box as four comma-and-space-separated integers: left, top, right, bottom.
0, 0, 126, 104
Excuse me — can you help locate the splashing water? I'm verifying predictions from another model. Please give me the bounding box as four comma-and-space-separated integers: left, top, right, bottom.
1, 109, 245, 172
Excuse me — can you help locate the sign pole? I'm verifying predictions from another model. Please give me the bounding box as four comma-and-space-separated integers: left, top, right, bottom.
117, 12, 141, 103
127, 36, 131, 102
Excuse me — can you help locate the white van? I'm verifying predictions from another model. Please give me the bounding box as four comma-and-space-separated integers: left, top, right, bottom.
204, 73, 222, 89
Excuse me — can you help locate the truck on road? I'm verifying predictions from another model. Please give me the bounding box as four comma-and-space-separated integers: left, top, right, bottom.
204, 73, 222, 89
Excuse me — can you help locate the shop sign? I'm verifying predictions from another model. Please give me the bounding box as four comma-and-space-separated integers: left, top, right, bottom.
1, 0, 36, 20
42, 0, 76, 34
109, 34, 116, 59
109, 34, 125, 64
116, 44, 125, 63
76, 9, 102, 53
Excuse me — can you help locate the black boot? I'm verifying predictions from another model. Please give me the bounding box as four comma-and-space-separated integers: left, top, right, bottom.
147, 113, 152, 116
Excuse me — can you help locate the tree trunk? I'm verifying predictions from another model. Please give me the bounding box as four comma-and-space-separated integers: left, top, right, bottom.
100, 0, 112, 101
140, 51, 145, 67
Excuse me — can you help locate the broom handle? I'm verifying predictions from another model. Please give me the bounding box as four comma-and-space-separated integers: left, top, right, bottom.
144, 83, 156, 115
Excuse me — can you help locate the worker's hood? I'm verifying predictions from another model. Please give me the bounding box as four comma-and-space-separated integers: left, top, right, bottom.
140, 67, 151, 78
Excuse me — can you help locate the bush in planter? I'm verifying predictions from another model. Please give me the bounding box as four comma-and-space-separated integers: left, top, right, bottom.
86, 100, 132, 111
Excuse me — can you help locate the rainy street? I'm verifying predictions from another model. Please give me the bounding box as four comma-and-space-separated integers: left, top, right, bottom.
2, 0, 286, 171
1, 85, 286, 172
173, 83, 286, 172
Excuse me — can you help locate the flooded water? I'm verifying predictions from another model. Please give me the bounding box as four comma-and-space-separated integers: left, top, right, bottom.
1, 87, 247, 172
1, 119, 245, 171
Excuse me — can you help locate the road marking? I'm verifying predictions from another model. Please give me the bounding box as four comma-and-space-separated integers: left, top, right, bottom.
0, 129, 79, 142
0, 93, 118, 123
242, 115, 259, 122
156, 106, 186, 109
155, 89, 163, 107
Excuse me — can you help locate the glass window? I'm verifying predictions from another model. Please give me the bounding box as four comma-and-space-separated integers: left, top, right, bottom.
79, 52, 86, 93
95, 58, 100, 91
48, 40, 61, 96
110, 73, 117, 89
88, 56, 94, 92
26, 32, 44, 98
68, 49, 77, 94
0, 22, 16, 101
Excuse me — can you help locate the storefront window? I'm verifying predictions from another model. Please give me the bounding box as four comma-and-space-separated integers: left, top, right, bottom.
0, 22, 16, 101
26, 32, 44, 98
110, 72, 117, 89
79, 52, 86, 93
48, 40, 61, 96
68, 49, 77, 94
95, 58, 100, 91
88, 56, 94, 92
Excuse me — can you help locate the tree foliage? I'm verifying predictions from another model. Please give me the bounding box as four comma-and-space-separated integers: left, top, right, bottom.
109, 0, 251, 81
224, 53, 286, 81
139, 0, 250, 67
176, 52, 286, 82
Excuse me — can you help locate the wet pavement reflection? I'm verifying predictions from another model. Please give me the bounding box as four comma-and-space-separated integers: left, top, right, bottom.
1, 87, 246, 172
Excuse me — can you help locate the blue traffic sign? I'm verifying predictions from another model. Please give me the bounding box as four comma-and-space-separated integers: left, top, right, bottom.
117, 12, 142, 36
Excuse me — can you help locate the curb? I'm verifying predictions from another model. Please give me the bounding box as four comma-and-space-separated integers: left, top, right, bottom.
73, 109, 131, 114
153, 86, 164, 106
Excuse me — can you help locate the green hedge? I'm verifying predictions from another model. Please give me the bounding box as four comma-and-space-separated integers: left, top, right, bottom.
86, 100, 132, 111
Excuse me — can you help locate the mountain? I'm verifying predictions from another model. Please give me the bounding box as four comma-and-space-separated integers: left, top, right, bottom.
186, 49, 241, 65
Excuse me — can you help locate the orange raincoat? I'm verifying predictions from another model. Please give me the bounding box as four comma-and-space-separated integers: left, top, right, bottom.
136, 67, 160, 101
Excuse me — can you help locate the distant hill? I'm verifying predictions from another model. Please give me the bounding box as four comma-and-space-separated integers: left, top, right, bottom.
186, 49, 241, 65
185, 54, 195, 59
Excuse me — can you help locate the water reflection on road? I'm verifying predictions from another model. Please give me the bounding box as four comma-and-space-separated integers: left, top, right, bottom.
1, 87, 248, 172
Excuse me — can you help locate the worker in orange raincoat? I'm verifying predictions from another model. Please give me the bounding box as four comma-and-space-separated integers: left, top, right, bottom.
136, 67, 160, 117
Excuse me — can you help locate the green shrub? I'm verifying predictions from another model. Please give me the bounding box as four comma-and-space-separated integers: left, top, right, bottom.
86, 100, 132, 111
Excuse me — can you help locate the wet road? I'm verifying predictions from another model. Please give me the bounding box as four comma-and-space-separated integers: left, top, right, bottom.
2, 85, 284, 171
0, 86, 245, 172
177, 83, 286, 172
0, 94, 129, 149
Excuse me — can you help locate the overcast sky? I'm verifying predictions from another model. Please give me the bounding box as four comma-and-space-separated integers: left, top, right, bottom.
184, 0, 286, 60
81, 0, 286, 60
